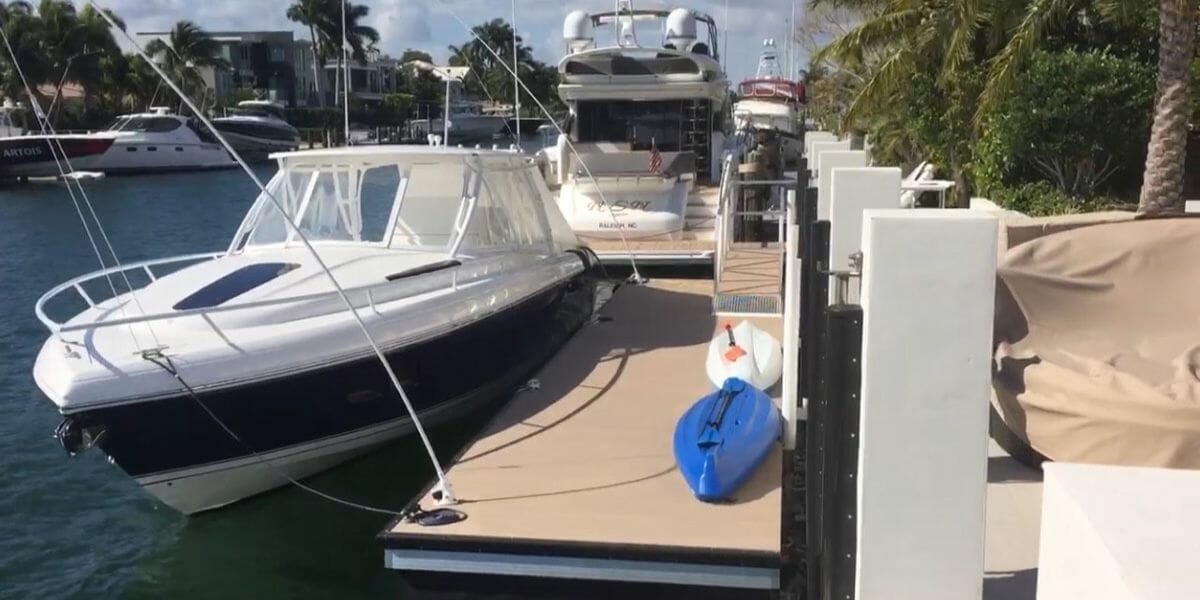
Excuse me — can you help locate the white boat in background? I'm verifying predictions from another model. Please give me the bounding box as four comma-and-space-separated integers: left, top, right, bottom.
733, 39, 805, 165
87, 107, 236, 174
212, 100, 300, 157
408, 101, 510, 145
32, 145, 598, 514
0, 100, 118, 179
546, 3, 731, 242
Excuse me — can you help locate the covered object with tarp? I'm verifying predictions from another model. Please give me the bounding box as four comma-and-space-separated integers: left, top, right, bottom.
993, 216, 1200, 468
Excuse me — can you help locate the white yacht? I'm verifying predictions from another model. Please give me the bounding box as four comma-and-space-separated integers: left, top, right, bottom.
212, 100, 301, 156
409, 101, 510, 145
87, 107, 236, 174
32, 146, 598, 514
547, 3, 731, 242
733, 39, 805, 164
0, 101, 118, 179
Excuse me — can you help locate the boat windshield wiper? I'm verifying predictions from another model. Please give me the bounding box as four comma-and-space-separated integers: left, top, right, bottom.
385, 259, 462, 282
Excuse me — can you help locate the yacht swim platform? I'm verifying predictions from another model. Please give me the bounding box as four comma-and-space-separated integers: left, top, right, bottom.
380, 279, 784, 592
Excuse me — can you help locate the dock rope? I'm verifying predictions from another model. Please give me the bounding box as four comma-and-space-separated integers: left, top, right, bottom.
90, 1, 460, 507
142, 351, 405, 516
438, 0, 646, 284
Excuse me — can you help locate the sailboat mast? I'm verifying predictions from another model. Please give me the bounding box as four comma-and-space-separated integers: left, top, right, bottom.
512, 0, 521, 149
342, 0, 350, 144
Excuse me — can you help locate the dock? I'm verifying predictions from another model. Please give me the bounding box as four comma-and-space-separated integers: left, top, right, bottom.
381, 279, 785, 591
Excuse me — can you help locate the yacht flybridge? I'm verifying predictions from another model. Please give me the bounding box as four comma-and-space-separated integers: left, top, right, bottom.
32, 146, 598, 514
548, 3, 731, 242
733, 39, 805, 165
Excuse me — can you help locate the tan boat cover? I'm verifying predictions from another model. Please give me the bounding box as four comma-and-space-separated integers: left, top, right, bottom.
994, 217, 1200, 468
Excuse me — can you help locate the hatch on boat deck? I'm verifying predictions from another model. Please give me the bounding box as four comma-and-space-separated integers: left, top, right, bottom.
380, 279, 783, 593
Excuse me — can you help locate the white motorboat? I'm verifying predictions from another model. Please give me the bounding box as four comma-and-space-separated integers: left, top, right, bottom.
409, 101, 510, 145
32, 145, 599, 514
86, 107, 236, 174
547, 3, 731, 242
733, 39, 805, 164
0, 101, 118, 179
212, 100, 301, 156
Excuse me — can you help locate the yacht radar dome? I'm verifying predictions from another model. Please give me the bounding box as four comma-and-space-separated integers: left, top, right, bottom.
563, 11, 594, 54
149, 106, 172, 115
665, 8, 698, 50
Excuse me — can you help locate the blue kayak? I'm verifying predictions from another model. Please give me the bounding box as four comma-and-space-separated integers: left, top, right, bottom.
673, 377, 781, 502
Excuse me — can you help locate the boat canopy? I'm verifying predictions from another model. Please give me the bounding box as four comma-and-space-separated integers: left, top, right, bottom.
230, 148, 579, 258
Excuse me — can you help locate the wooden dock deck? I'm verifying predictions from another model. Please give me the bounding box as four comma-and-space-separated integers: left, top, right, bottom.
381, 279, 784, 591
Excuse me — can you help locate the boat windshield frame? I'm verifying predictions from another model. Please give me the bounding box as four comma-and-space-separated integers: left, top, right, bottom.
227, 152, 547, 261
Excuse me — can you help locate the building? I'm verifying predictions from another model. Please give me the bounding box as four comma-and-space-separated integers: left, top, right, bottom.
135, 30, 298, 107
294, 42, 405, 106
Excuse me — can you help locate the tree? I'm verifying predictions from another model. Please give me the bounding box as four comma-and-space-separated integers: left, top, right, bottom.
287, 0, 330, 107
1139, 0, 1196, 213
448, 18, 536, 106
144, 20, 228, 111
0, 1, 39, 103
320, 0, 379, 109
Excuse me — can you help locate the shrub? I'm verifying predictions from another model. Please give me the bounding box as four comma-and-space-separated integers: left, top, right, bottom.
974, 50, 1154, 199
989, 181, 1125, 217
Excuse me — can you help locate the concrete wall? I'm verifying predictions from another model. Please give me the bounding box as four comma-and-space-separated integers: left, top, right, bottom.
1040, 462, 1200, 599
856, 210, 998, 600
828, 167, 901, 304
805, 131, 838, 165
809, 140, 852, 182
817, 150, 867, 220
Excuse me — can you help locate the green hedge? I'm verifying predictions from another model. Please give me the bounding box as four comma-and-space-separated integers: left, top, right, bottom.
989, 181, 1126, 216
974, 49, 1154, 199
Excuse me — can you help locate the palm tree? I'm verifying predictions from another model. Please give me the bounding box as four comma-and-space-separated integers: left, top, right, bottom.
287, 0, 331, 107
144, 20, 229, 111
972, 0, 1192, 214
1137, 0, 1195, 214
319, 0, 379, 107
0, 1, 38, 101
448, 19, 536, 105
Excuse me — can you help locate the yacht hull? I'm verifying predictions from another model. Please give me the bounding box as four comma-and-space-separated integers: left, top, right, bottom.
55, 273, 596, 514
0, 135, 115, 178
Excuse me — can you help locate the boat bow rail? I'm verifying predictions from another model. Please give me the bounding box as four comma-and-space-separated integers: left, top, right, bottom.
34, 250, 570, 337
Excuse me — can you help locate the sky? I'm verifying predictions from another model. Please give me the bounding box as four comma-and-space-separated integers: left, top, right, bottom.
83, 0, 807, 83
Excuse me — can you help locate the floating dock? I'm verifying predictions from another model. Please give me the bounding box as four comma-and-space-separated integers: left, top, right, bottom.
381, 279, 785, 592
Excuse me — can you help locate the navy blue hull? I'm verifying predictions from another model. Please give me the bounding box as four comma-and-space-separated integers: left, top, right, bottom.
71, 268, 597, 479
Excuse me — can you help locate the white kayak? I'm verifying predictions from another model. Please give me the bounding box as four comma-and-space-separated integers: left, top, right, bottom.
706, 320, 783, 390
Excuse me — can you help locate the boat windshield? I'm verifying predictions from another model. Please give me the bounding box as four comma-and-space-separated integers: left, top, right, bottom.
106, 116, 183, 133
232, 155, 570, 257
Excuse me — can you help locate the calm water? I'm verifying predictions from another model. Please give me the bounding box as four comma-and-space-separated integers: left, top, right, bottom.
0, 169, 494, 599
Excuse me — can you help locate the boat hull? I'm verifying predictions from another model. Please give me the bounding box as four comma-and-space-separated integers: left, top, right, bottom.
211, 122, 300, 157
0, 135, 115, 178
56, 270, 597, 514
673, 378, 780, 502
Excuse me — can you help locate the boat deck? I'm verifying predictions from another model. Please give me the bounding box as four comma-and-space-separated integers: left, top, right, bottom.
381, 279, 784, 591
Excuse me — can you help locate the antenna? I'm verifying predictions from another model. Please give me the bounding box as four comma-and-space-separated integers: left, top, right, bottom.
723, 0, 729, 72
615, 0, 638, 47
512, 0, 521, 150
342, 0, 350, 145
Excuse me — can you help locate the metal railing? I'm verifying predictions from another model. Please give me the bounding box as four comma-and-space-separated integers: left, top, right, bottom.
34, 250, 540, 336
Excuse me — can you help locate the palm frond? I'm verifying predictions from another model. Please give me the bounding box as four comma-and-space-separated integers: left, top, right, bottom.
843, 46, 918, 128
977, 0, 1079, 124
814, 7, 922, 69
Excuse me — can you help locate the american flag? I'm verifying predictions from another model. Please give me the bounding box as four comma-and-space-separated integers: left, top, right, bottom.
648, 139, 663, 174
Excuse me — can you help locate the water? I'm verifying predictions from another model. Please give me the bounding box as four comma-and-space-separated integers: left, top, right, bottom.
0, 170, 492, 599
